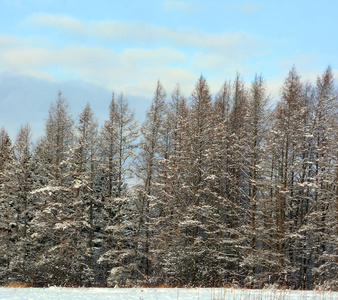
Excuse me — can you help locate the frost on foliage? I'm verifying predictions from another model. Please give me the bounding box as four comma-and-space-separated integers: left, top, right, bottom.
0, 70, 337, 289
31, 185, 67, 195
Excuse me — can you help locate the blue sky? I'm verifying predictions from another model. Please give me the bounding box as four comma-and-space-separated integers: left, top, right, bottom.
0, 0, 337, 140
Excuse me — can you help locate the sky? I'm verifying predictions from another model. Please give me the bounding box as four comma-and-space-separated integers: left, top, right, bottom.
0, 0, 337, 141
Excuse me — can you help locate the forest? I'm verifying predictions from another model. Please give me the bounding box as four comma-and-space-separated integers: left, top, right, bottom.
0, 66, 337, 289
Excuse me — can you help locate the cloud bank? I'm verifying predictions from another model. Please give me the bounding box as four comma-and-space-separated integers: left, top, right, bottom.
0, 14, 264, 98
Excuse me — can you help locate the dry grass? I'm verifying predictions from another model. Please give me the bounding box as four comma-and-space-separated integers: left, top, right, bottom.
156, 283, 174, 288
137, 283, 173, 288
4, 281, 32, 288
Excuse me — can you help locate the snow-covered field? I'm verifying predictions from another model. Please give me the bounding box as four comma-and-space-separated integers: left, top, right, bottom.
0, 287, 338, 300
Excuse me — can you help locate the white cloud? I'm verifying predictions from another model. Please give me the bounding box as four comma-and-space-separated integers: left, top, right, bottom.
1, 47, 51, 67
226, 1, 262, 15
28, 14, 260, 53
0, 14, 266, 99
240, 2, 262, 15
29, 14, 84, 35
162, 1, 202, 13
0, 35, 21, 45
278, 55, 331, 84
121, 47, 186, 64
137, 66, 197, 97
0, 40, 190, 98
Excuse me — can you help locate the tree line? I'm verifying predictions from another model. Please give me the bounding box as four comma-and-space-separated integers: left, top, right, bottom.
0, 66, 337, 289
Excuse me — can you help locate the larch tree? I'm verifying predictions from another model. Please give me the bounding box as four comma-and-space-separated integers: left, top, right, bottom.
310, 66, 338, 287
97, 93, 119, 286
177, 75, 216, 285
0, 125, 34, 284
240, 74, 270, 287
70, 103, 99, 285
224, 73, 249, 283
267, 66, 311, 287
8, 124, 34, 284
99, 93, 139, 286
0, 128, 15, 285
30, 91, 75, 286
133, 80, 167, 284
153, 84, 190, 286
212, 80, 235, 286
0, 69, 337, 289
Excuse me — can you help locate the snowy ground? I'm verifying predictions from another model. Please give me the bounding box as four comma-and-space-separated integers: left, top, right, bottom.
0, 287, 338, 300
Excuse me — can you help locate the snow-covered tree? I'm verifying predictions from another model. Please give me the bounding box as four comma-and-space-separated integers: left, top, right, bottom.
0, 69, 337, 289
132, 80, 167, 284
29, 91, 76, 286
66, 103, 100, 285
98, 93, 139, 286
152, 84, 190, 286
265, 67, 318, 287
7, 125, 34, 284
0, 128, 15, 285
309, 66, 338, 288
240, 75, 272, 287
